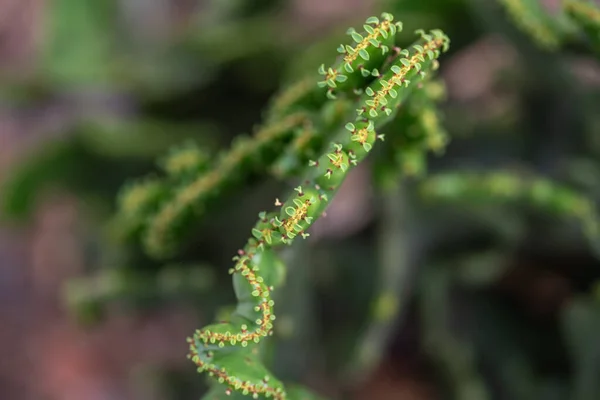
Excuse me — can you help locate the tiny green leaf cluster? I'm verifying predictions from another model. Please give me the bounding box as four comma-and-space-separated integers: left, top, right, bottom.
182, 13, 451, 399
115, 112, 309, 257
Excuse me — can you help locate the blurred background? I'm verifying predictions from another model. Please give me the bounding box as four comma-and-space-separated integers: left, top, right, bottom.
1, 0, 600, 399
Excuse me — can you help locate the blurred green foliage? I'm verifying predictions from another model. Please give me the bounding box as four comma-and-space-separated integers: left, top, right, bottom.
2, 0, 600, 399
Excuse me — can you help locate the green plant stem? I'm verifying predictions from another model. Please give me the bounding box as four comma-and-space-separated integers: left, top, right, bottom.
342, 180, 411, 385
